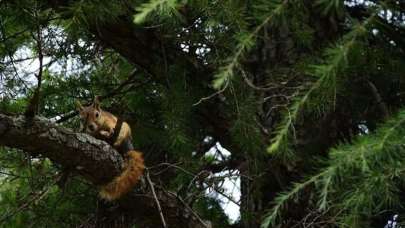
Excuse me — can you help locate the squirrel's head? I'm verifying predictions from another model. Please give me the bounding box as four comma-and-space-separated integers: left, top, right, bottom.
76, 96, 104, 134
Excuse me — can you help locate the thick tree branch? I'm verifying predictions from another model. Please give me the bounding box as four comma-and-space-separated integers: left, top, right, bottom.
0, 113, 207, 227
0, 113, 123, 185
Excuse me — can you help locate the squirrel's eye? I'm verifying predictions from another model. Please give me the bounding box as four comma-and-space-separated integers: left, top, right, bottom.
95, 112, 99, 118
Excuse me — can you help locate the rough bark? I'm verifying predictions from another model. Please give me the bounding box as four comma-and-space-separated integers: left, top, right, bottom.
0, 113, 207, 228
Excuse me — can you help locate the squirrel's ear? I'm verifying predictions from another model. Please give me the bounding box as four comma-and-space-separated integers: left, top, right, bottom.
75, 100, 84, 112
93, 96, 101, 110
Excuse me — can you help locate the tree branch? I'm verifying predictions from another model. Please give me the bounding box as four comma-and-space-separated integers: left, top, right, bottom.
0, 113, 207, 227
366, 80, 389, 119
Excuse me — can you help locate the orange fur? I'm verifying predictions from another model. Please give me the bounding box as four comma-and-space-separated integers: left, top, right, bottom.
77, 97, 145, 201
99, 151, 145, 200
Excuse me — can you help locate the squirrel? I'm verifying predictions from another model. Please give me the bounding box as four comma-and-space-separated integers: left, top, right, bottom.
76, 96, 144, 201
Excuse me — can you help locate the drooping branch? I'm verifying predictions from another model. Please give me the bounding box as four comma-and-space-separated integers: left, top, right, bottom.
0, 113, 208, 228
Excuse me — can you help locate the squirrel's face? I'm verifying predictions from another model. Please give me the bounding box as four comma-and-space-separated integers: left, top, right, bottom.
76, 97, 103, 134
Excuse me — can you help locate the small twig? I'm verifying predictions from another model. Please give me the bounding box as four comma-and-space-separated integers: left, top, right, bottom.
265, 104, 288, 119
208, 184, 241, 206
263, 94, 294, 103
145, 169, 167, 228
142, 23, 166, 29
24, 9, 44, 117
98, 68, 138, 100
0, 170, 29, 179
240, 69, 279, 91
164, 190, 209, 228
54, 110, 78, 123
149, 162, 194, 176
193, 80, 228, 106
147, 162, 183, 170
150, 162, 243, 207
0, 28, 30, 43
0, 56, 38, 65
366, 79, 389, 119
186, 170, 210, 192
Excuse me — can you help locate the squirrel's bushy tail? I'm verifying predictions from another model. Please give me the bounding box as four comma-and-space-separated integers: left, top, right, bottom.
99, 151, 144, 201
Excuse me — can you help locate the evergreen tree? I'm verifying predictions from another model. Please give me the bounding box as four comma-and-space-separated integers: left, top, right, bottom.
0, 0, 404, 227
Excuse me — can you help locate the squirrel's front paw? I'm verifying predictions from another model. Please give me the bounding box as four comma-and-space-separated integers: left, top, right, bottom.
99, 130, 112, 137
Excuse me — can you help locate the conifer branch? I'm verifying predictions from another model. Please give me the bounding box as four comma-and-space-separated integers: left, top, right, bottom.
133, 0, 180, 24
212, 0, 289, 89
267, 15, 375, 156
262, 109, 405, 227
261, 169, 331, 228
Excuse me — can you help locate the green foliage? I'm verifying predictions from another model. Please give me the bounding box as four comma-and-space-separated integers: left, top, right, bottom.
267, 16, 373, 158
0, 98, 27, 114
133, 0, 184, 24
212, 0, 288, 89
1, 0, 405, 227
193, 197, 232, 227
161, 81, 196, 156
314, 0, 345, 17
67, 0, 127, 26
229, 80, 265, 156
0, 149, 96, 227
262, 109, 405, 227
